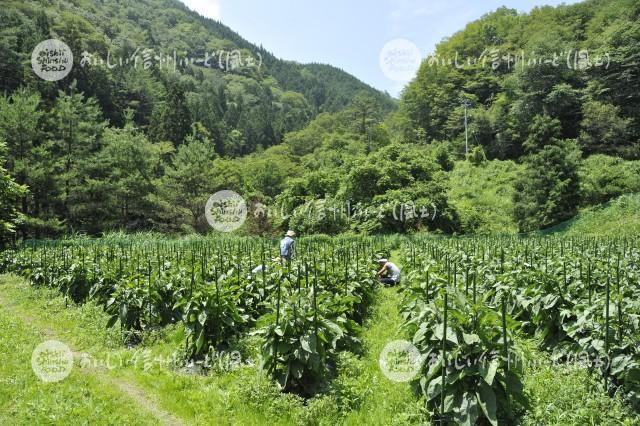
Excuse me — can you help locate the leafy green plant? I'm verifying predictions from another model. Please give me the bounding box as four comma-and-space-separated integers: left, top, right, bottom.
175, 280, 249, 359
404, 286, 528, 425
106, 278, 147, 332
256, 281, 345, 395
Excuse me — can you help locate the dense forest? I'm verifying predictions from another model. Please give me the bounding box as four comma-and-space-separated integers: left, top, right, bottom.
0, 0, 639, 242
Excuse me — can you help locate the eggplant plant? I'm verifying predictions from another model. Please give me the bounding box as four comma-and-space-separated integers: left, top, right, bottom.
255, 275, 346, 395
404, 285, 528, 425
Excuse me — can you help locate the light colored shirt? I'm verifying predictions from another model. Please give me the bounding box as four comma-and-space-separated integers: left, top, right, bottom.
386, 262, 401, 281
280, 236, 295, 259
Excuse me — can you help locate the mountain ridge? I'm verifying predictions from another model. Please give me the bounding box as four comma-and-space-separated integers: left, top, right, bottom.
1, 0, 394, 151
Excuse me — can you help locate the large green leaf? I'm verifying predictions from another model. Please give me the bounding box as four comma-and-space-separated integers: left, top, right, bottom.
426, 375, 443, 401
434, 324, 458, 344
480, 359, 499, 385
198, 311, 207, 326
300, 333, 317, 354
195, 330, 205, 353
456, 391, 480, 426
476, 381, 498, 426
462, 332, 480, 345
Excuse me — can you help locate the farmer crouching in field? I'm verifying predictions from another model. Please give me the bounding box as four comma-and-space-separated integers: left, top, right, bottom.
280, 230, 296, 263
376, 258, 401, 286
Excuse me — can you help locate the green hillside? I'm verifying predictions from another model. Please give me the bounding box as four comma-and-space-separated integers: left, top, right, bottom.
399, 0, 640, 160
391, 0, 640, 233
0, 0, 638, 240
543, 193, 640, 237
448, 159, 522, 234
1, 0, 393, 149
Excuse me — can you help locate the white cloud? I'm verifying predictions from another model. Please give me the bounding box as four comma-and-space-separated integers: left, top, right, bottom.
179, 0, 221, 20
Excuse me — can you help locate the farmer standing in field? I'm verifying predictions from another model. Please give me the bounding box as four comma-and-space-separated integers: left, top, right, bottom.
280, 230, 296, 262
376, 258, 401, 286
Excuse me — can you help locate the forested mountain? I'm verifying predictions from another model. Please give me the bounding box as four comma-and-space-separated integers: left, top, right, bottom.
0, 0, 394, 238
0, 0, 638, 240
390, 0, 640, 232
399, 0, 640, 160
1, 0, 393, 151
277, 0, 640, 235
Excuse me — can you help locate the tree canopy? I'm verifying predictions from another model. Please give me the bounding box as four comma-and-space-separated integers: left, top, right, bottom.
0, 0, 638, 240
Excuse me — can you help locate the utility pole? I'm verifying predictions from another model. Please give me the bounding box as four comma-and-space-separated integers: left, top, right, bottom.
461, 99, 471, 156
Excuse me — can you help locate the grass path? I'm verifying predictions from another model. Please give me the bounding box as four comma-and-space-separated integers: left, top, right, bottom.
0, 273, 309, 425
340, 251, 426, 425
340, 286, 424, 425
0, 276, 183, 426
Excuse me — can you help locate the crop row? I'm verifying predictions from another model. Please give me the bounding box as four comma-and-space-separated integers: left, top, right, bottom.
0, 236, 389, 394
399, 236, 640, 424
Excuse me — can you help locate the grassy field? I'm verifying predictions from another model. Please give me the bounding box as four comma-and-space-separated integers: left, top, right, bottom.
448, 158, 640, 237
543, 193, 640, 237
448, 159, 522, 234
1, 246, 639, 425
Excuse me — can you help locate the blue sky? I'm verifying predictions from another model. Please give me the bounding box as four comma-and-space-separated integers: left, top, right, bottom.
179, 0, 580, 97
